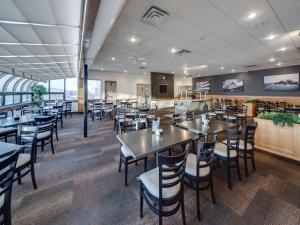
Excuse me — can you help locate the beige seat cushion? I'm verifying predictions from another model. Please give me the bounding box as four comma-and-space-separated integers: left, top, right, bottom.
223, 115, 236, 120
0, 188, 4, 208
185, 153, 210, 177
121, 145, 133, 158
139, 167, 180, 199
37, 131, 51, 139
222, 140, 253, 151
237, 113, 246, 117
215, 142, 237, 158
16, 153, 31, 168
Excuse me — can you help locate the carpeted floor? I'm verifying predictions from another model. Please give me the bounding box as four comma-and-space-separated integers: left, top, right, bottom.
11, 114, 300, 225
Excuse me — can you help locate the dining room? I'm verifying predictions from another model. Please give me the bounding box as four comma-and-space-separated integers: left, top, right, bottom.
0, 0, 300, 225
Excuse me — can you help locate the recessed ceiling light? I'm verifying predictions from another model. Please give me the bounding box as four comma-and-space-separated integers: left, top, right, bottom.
130, 37, 136, 42
232, 69, 236, 72
269, 57, 275, 62
277, 62, 282, 66
220, 66, 224, 70
183, 70, 188, 74
172, 72, 175, 74
197, 75, 201, 77
265, 34, 278, 40
100, 67, 104, 71
171, 48, 177, 53
247, 12, 257, 20
112, 57, 116, 61
124, 70, 127, 73
143, 72, 146, 75
278, 47, 287, 52
142, 62, 146, 65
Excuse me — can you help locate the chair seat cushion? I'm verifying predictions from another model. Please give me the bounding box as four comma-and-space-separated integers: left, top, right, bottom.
208, 112, 216, 117
222, 140, 253, 150
223, 115, 236, 120
139, 167, 180, 199
237, 113, 246, 117
121, 145, 133, 158
215, 111, 224, 114
185, 153, 210, 177
214, 142, 237, 158
16, 153, 31, 168
37, 131, 51, 139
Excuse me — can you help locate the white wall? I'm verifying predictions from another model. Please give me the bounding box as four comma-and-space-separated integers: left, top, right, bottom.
89, 70, 150, 99
88, 70, 192, 99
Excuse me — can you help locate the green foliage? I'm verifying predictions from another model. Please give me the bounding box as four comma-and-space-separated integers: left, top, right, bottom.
31, 84, 47, 104
245, 99, 258, 104
258, 112, 300, 127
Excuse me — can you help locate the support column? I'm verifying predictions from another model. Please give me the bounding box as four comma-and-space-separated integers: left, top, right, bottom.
83, 64, 88, 137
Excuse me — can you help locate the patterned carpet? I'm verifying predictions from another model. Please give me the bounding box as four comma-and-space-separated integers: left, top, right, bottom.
11, 114, 300, 225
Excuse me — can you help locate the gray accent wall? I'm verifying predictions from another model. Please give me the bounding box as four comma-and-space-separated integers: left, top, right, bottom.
193, 65, 300, 96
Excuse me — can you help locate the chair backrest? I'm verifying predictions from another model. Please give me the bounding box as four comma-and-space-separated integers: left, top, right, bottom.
186, 111, 194, 120
241, 105, 248, 115
65, 101, 72, 110
35, 115, 55, 134
196, 136, 216, 174
0, 150, 19, 215
158, 145, 189, 200
0, 112, 8, 119
225, 128, 242, 151
172, 114, 182, 124
17, 126, 38, 161
244, 123, 258, 146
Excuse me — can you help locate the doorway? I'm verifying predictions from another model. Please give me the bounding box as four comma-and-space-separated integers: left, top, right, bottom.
137, 84, 151, 106
105, 81, 117, 102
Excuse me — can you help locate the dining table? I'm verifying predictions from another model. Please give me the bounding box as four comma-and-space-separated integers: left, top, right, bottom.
0, 141, 24, 158
175, 118, 236, 139
116, 125, 199, 163
0, 114, 48, 128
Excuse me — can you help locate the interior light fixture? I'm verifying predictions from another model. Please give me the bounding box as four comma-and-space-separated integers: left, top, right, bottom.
265, 34, 278, 40
269, 57, 275, 62
183, 70, 188, 74
0, 19, 79, 29
100, 67, 104, 71
142, 62, 146, 65
124, 70, 127, 73
247, 12, 257, 20
0, 42, 78, 47
130, 37, 136, 43
185, 65, 208, 70
278, 47, 287, 52
143, 72, 146, 75
220, 66, 224, 70
170, 48, 177, 53
232, 69, 236, 72
277, 62, 282, 66
112, 57, 116, 61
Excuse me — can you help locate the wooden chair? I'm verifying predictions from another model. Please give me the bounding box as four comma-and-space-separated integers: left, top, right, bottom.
237, 105, 248, 125
52, 105, 64, 128
34, 115, 55, 157
0, 150, 19, 225
139, 146, 189, 225
239, 123, 258, 177
186, 111, 195, 121
15, 126, 38, 189
63, 101, 72, 118
118, 145, 147, 186
91, 103, 102, 122
184, 137, 216, 220
172, 113, 183, 125
215, 129, 242, 189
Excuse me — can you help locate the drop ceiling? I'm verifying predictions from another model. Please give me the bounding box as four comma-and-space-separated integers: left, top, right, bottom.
91, 0, 300, 77
0, 0, 83, 81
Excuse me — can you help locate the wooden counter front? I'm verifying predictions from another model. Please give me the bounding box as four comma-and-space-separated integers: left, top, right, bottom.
254, 117, 300, 161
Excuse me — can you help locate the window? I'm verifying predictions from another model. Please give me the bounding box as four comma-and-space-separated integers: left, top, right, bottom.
65, 78, 78, 100
88, 80, 101, 99
50, 79, 64, 92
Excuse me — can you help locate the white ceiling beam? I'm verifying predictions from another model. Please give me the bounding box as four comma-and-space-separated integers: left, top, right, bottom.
85, 0, 128, 65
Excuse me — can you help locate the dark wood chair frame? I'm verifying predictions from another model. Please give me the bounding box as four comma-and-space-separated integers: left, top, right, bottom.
184, 137, 217, 221
239, 123, 258, 177
15, 126, 38, 189
64, 101, 72, 118
140, 147, 189, 225
0, 150, 19, 225
215, 129, 242, 189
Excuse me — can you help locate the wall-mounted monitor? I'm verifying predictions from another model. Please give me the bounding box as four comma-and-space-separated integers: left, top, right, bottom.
159, 84, 168, 94
264, 73, 299, 91
222, 79, 244, 92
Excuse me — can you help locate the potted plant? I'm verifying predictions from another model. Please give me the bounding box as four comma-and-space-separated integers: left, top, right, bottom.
245, 99, 258, 117
31, 84, 47, 106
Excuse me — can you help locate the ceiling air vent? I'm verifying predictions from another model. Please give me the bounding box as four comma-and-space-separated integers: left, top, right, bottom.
141, 6, 169, 27
176, 49, 191, 56
139, 66, 147, 69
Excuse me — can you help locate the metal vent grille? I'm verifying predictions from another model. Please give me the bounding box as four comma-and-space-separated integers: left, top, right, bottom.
176, 49, 191, 55
142, 6, 169, 26
139, 66, 146, 69
244, 65, 257, 68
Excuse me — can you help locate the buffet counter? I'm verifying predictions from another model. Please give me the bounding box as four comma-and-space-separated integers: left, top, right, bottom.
175, 99, 210, 115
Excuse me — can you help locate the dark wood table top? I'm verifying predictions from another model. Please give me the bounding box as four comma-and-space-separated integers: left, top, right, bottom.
116, 125, 198, 159
0, 114, 46, 128
0, 141, 24, 158
0, 127, 17, 135
175, 118, 236, 136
